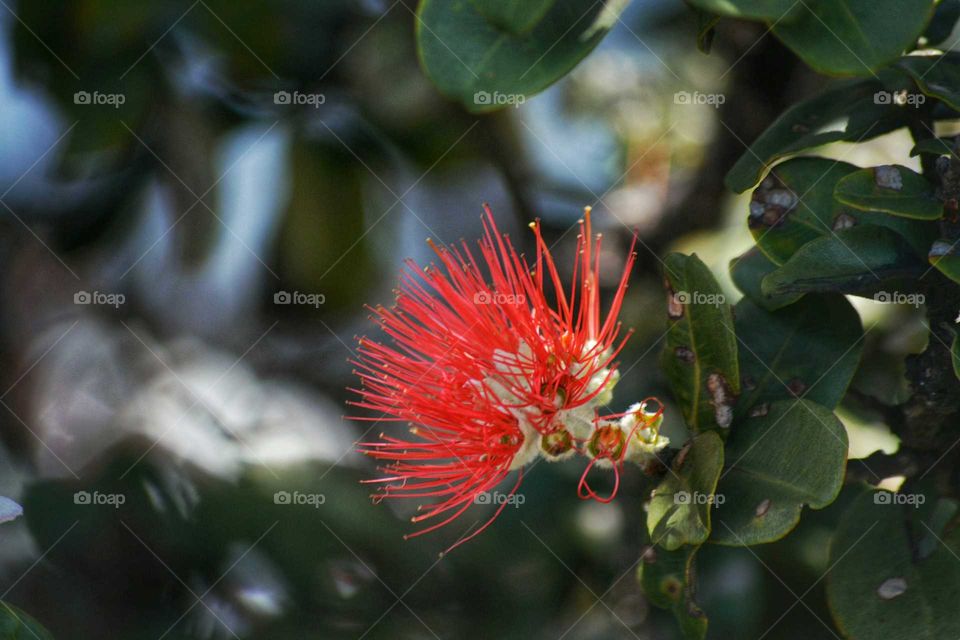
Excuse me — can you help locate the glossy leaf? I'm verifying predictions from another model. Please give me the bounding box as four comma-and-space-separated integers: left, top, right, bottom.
834, 165, 943, 220
660, 253, 741, 433
725, 80, 906, 193
827, 487, 960, 640
773, 1, 935, 77
638, 544, 708, 640
648, 432, 724, 550
417, 0, 624, 112
761, 225, 926, 297
0, 602, 54, 640
748, 158, 936, 263
897, 53, 960, 111
710, 400, 847, 546
734, 295, 863, 419
729, 247, 801, 310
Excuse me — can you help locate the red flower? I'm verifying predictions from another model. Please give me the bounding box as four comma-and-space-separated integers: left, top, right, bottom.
349, 206, 666, 550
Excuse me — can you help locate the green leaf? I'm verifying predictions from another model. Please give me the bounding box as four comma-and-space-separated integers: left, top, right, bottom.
417, 0, 624, 112
725, 78, 907, 193
471, 0, 554, 34
0, 602, 54, 639
924, 0, 960, 46
729, 247, 801, 310
897, 53, 960, 111
773, 0, 936, 77
694, 9, 720, 54
734, 295, 863, 420
911, 136, 957, 157
660, 253, 741, 433
929, 238, 960, 284
827, 487, 960, 640
648, 432, 724, 550
761, 225, 926, 297
953, 333, 960, 381
748, 158, 936, 263
834, 165, 944, 220
710, 399, 848, 545
686, 0, 800, 21
638, 544, 708, 640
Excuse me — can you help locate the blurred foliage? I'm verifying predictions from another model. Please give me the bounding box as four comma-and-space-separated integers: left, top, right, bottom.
1, 0, 959, 639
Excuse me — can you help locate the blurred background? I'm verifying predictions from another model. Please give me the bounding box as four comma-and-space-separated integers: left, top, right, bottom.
0, 1, 917, 638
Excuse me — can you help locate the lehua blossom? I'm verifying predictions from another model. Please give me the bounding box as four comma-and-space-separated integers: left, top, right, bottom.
349, 205, 668, 551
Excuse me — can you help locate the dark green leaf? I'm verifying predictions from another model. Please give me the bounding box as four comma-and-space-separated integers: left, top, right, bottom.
694, 9, 720, 54
734, 295, 863, 419
725, 78, 907, 193
834, 164, 943, 220
471, 0, 554, 34
953, 333, 960, 380
660, 253, 741, 434
710, 399, 847, 545
773, 1, 936, 77
0, 602, 54, 639
911, 136, 957, 157
648, 432, 724, 550
638, 544, 708, 640
761, 225, 926, 297
729, 247, 801, 310
897, 53, 960, 111
686, 0, 800, 21
417, 0, 623, 112
748, 158, 936, 263
924, 0, 960, 46
827, 487, 960, 640
929, 238, 960, 284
